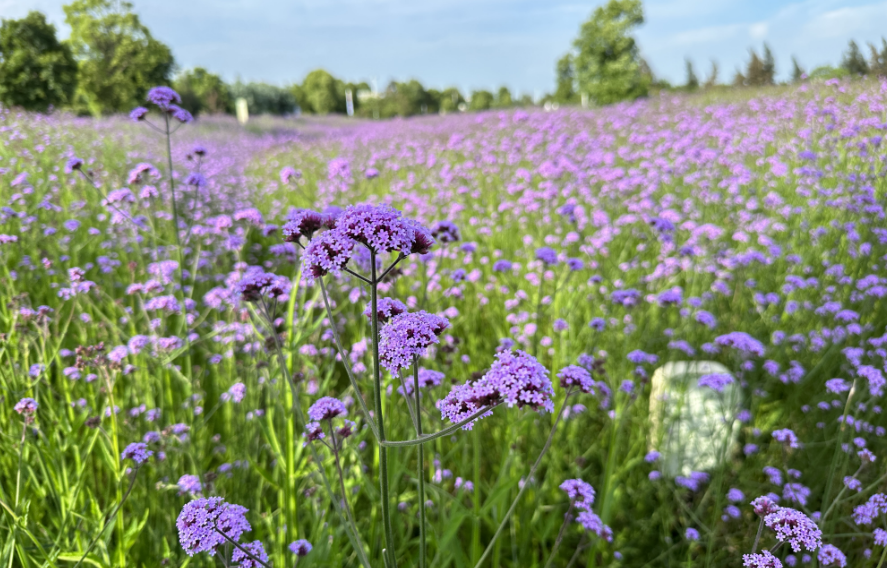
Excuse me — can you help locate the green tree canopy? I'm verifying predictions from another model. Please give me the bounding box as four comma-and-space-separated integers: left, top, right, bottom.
0, 11, 77, 111
229, 81, 295, 115
64, 0, 174, 115
495, 86, 513, 108
439, 87, 464, 113
468, 90, 494, 111
684, 59, 698, 91
174, 67, 230, 115
842, 40, 869, 76
870, 39, 887, 77
553, 54, 577, 104
791, 57, 805, 83
571, 0, 649, 105
302, 69, 340, 114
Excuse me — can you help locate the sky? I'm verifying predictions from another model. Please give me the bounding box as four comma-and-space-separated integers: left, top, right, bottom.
1, 0, 886, 95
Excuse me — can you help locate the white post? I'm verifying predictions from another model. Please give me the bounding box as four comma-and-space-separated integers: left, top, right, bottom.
235, 98, 249, 125
345, 89, 354, 117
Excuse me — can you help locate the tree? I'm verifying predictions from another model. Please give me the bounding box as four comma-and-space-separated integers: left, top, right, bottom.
174, 68, 229, 115
762, 44, 775, 84
571, 0, 649, 105
495, 86, 513, 108
553, 53, 577, 103
439, 88, 464, 113
842, 40, 869, 76
732, 69, 746, 87
229, 81, 295, 115
744, 50, 768, 87
870, 39, 887, 77
791, 57, 805, 83
64, 0, 174, 115
301, 69, 339, 114
468, 90, 494, 111
703, 60, 718, 89
0, 11, 77, 111
684, 59, 698, 91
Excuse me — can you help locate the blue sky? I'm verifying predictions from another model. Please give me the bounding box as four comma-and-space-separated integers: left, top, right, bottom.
2, 0, 886, 95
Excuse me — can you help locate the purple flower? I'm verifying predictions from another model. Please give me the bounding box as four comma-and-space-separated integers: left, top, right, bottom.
611, 289, 641, 307
644, 451, 660, 463
177, 497, 251, 556
764, 507, 822, 552
557, 365, 595, 394
364, 297, 408, 324
657, 288, 682, 306
231, 540, 267, 568
178, 474, 203, 495
698, 373, 734, 392
308, 397, 347, 421
169, 105, 193, 123
431, 220, 460, 243
576, 510, 612, 541
535, 247, 558, 266
14, 397, 38, 417
302, 230, 356, 279
282, 209, 326, 242
727, 488, 745, 503
146, 86, 181, 109
65, 157, 83, 173
379, 311, 449, 373
853, 493, 887, 525
236, 269, 290, 302
773, 429, 800, 449
289, 539, 312, 556
130, 107, 148, 121
492, 259, 512, 272
280, 166, 300, 183
743, 551, 782, 568
714, 332, 765, 357
874, 528, 887, 546
335, 203, 428, 255
560, 479, 595, 508
817, 544, 846, 567
589, 318, 606, 331
223, 383, 246, 403
304, 422, 325, 444
825, 379, 850, 394
566, 258, 584, 271
438, 349, 554, 429
121, 442, 152, 464
685, 528, 700, 541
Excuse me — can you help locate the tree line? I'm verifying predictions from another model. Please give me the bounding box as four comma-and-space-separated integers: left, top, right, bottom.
2, 0, 887, 117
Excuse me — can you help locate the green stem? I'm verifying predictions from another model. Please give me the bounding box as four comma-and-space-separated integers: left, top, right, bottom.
380, 404, 498, 447
413, 358, 427, 568
371, 250, 398, 568
473, 387, 574, 568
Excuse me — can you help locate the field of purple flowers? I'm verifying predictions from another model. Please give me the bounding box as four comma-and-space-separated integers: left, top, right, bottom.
3, 78, 887, 568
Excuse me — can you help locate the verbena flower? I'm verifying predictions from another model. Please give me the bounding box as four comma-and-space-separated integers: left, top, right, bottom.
307, 397, 347, 421
817, 544, 846, 567
282, 209, 326, 242
764, 507, 822, 552
289, 539, 312, 556
576, 510, 612, 541
557, 365, 595, 394
438, 349, 554, 429
130, 107, 148, 121
14, 397, 38, 419
121, 442, 152, 464
685, 528, 700, 541
146, 86, 181, 109
742, 551, 782, 567
364, 297, 407, 324
379, 311, 449, 373
853, 493, 887, 525
535, 247, 558, 265
178, 475, 203, 495
773, 429, 800, 449
698, 373, 734, 392
177, 497, 251, 556
65, 157, 83, 173
334, 203, 426, 255
431, 220, 460, 243
560, 479, 595, 508
302, 230, 356, 279
231, 540, 267, 568
714, 332, 766, 357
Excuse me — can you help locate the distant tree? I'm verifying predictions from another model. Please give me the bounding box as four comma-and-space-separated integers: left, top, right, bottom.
808, 65, 849, 81
425, 88, 442, 114
870, 39, 887, 77
439, 87, 464, 113
703, 60, 718, 89
732, 69, 746, 87
301, 69, 339, 114
64, 0, 174, 115
0, 11, 77, 111
762, 44, 775, 84
495, 86, 513, 108
516, 93, 535, 106
468, 90, 494, 111
229, 81, 295, 115
842, 40, 869, 76
684, 59, 698, 91
571, 0, 649, 105
290, 83, 308, 113
744, 50, 768, 87
381, 80, 429, 117
791, 57, 805, 83
174, 68, 229, 115
554, 53, 577, 103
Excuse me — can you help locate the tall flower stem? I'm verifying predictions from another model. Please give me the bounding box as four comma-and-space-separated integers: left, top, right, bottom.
330, 422, 373, 568
473, 387, 574, 568
371, 250, 397, 568
544, 503, 574, 568
413, 356, 427, 568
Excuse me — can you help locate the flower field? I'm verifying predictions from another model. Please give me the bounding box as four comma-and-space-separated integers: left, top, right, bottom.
3, 79, 887, 568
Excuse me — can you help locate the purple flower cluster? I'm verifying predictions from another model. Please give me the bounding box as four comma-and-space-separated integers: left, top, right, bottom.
231, 540, 268, 568
742, 551, 782, 568
236, 269, 290, 302
698, 373, 734, 392
289, 539, 312, 556
560, 479, 595, 506
121, 442, 153, 465
282, 209, 326, 242
379, 311, 449, 372
714, 332, 766, 357
764, 507, 822, 552
336, 203, 432, 255
308, 396, 348, 421
438, 350, 553, 429
364, 297, 407, 324
14, 397, 38, 420
557, 365, 596, 394
177, 497, 251, 556
817, 544, 846, 567
302, 230, 357, 279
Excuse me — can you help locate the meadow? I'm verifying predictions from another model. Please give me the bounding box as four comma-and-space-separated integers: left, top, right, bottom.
2, 78, 887, 568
